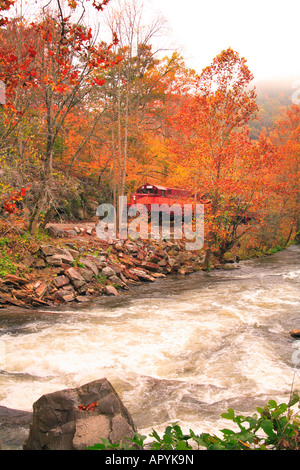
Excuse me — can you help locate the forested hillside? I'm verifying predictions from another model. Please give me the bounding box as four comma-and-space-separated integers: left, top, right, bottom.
250, 79, 297, 138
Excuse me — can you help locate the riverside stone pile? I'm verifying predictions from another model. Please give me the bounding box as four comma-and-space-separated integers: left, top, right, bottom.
0, 225, 206, 309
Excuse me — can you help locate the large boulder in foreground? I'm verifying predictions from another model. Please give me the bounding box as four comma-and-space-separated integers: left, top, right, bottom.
23, 378, 136, 450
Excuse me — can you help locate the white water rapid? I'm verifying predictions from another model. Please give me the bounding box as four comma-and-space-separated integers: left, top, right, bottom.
0, 246, 299, 448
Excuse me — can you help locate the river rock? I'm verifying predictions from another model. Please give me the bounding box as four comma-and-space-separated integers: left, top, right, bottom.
124, 243, 138, 253
79, 268, 94, 283
101, 266, 116, 278
46, 226, 65, 238
158, 258, 168, 267
124, 270, 140, 282
72, 279, 87, 290
46, 255, 63, 266
41, 245, 74, 265
54, 289, 75, 302
114, 242, 124, 251
40, 244, 57, 257
75, 295, 92, 303
140, 261, 160, 272
34, 259, 46, 268
34, 282, 48, 299
105, 285, 119, 296
89, 255, 107, 268
53, 275, 70, 288
0, 293, 30, 308
21, 254, 35, 268
0, 406, 33, 450
66, 230, 78, 237
23, 378, 136, 450
130, 269, 155, 282
290, 329, 300, 338
65, 267, 83, 281
53, 252, 74, 265
76, 284, 90, 294
108, 261, 124, 274
78, 258, 99, 277
4, 274, 27, 285
118, 253, 135, 267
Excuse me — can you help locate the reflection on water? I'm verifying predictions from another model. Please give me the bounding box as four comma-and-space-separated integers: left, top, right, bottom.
0, 246, 299, 448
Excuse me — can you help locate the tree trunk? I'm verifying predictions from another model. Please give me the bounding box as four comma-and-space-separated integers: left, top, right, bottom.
28, 192, 47, 234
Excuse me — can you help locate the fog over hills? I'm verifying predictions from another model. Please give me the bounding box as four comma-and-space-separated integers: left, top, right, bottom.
248, 77, 299, 138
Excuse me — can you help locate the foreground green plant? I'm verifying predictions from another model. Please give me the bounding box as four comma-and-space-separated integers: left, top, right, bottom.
0, 250, 17, 278
87, 394, 300, 450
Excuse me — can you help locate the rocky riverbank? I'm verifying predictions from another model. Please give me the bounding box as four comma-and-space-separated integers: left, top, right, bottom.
0, 223, 227, 310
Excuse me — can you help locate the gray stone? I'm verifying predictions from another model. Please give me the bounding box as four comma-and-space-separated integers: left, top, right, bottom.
125, 243, 138, 253
34, 259, 46, 268
55, 289, 75, 302
89, 255, 107, 268
23, 379, 136, 450
130, 269, 155, 282
46, 255, 62, 266
53, 275, 70, 288
46, 226, 60, 238
78, 258, 99, 277
22, 255, 35, 268
75, 296, 91, 303
34, 282, 48, 298
56, 250, 74, 265
105, 285, 119, 296
66, 230, 78, 237
76, 284, 90, 294
109, 275, 123, 285
101, 266, 116, 278
41, 245, 74, 265
41, 244, 57, 257
72, 279, 86, 290
79, 268, 94, 283
65, 267, 85, 282
0, 406, 32, 450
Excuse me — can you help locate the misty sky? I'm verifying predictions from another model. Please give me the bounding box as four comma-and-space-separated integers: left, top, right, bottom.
7, 0, 300, 84
150, 0, 300, 83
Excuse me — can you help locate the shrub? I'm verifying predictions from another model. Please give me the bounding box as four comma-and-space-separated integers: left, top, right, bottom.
87, 394, 300, 450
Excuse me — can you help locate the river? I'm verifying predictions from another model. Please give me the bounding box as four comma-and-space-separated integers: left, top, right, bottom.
0, 245, 299, 449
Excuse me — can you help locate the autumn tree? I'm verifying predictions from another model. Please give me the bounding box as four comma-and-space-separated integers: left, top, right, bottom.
97, 0, 181, 225
0, 0, 119, 232
169, 48, 277, 265
271, 104, 300, 244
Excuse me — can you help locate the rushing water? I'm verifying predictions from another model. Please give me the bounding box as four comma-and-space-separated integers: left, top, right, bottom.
0, 246, 300, 449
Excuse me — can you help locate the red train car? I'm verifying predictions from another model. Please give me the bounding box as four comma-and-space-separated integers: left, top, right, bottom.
127, 183, 195, 213
127, 183, 252, 223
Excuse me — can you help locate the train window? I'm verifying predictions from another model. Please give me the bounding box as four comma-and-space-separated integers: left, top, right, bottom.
167, 189, 171, 194
161, 190, 166, 197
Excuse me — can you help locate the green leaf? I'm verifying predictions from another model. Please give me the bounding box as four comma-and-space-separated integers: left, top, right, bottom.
288, 393, 300, 408
268, 400, 277, 408
260, 419, 276, 438
162, 433, 173, 444
221, 428, 235, 436
150, 429, 161, 442
221, 408, 235, 420
176, 440, 191, 450
86, 443, 106, 450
